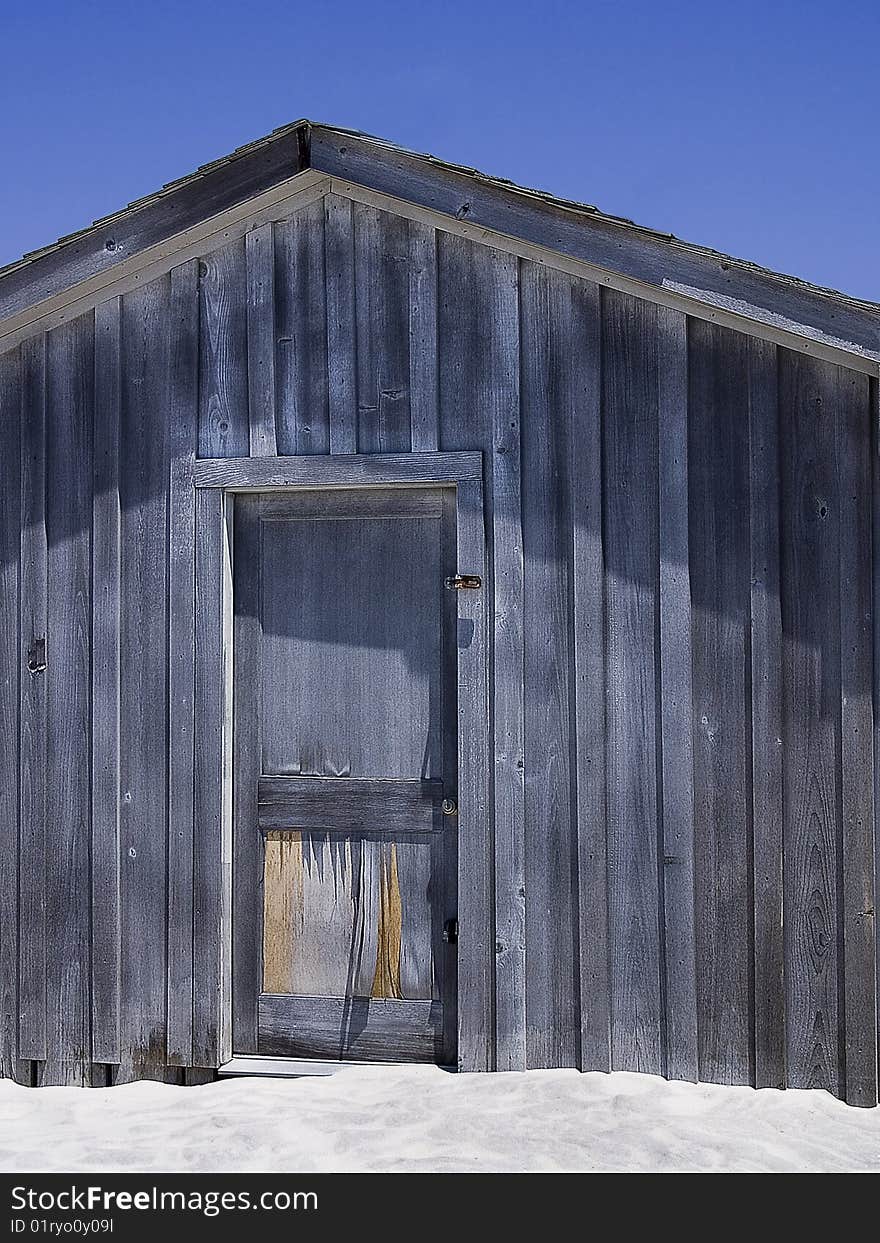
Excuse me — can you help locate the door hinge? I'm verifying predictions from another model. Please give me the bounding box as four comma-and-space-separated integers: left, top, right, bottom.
443, 918, 459, 945
445, 574, 481, 590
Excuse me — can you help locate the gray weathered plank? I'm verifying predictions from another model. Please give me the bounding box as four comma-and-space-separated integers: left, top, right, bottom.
567, 277, 610, 1073
354, 204, 411, 453
408, 221, 438, 451
18, 333, 48, 1062
779, 348, 842, 1093
45, 314, 94, 1086
455, 476, 491, 1071
657, 305, 698, 1082
689, 320, 753, 1085
199, 238, 249, 458
436, 233, 497, 1070
258, 777, 443, 833
259, 993, 443, 1063
231, 497, 262, 1054
118, 278, 170, 1080
747, 337, 785, 1089
521, 262, 578, 1069
246, 224, 278, 456
274, 201, 329, 454
0, 347, 29, 1083
602, 288, 663, 1074
193, 487, 232, 1066
324, 194, 357, 453
91, 298, 122, 1066
166, 261, 199, 1066
194, 450, 481, 489
837, 366, 877, 1107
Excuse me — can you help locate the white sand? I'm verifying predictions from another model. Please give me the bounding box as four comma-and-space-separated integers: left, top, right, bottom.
1, 1066, 879, 1173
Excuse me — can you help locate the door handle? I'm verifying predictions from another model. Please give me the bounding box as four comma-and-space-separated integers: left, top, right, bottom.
443, 919, 458, 945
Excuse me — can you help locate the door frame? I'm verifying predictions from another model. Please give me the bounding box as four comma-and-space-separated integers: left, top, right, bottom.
192, 451, 491, 1071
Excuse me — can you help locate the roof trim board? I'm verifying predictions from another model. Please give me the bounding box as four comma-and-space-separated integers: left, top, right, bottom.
1, 120, 878, 373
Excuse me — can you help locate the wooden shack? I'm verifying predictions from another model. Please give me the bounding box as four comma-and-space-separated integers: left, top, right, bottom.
1, 122, 878, 1103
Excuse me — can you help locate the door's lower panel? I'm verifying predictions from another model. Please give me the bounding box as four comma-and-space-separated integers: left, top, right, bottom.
258, 993, 444, 1063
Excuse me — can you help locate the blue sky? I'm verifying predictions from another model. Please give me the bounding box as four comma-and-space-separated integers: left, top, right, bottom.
1, 0, 877, 299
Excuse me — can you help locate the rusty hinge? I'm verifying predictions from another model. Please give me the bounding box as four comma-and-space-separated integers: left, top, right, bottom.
445, 574, 482, 590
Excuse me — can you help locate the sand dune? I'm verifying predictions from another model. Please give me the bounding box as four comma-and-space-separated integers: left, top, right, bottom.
1, 1066, 879, 1173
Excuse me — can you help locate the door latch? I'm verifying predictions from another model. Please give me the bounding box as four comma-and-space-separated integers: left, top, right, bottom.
445, 574, 482, 590
443, 918, 459, 945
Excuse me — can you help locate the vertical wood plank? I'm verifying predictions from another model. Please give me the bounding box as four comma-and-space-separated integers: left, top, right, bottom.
456, 476, 491, 1071
409, 221, 438, 452
275, 201, 329, 455
166, 262, 199, 1066
246, 224, 278, 456
18, 333, 47, 1063
231, 497, 262, 1053
354, 204, 411, 453
780, 349, 842, 1094
193, 488, 233, 1067
117, 279, 170, 1080
44, 313, 94, 1086
521, 263, 578, 1068
198, 239, 249, 458
602, 288, 663, 1074
0, 347, 29, 1083
91, 298, 122, 1066
567, 279, 610, 1073
837, 367, 877, 1107
689, 320, 753, 1085
324, 194, 357, 453
657, 306, 698, 1082
490, 253, 524, 1072
747, 337, 785, 1089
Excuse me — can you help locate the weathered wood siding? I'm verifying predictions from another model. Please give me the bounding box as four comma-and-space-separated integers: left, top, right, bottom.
0, 194, 876, 1100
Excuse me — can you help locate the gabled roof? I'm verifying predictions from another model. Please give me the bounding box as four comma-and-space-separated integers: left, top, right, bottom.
2, 120, 878, 370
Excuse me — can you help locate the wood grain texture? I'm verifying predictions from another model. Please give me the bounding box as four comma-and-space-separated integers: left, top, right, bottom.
274, 201, 329, 454
118, 278, 170, 1080
454, 476, 491, 1070
91, 299, 122, 1065
566, 278, 610, 1073
437, 234, 502, 1070
780, 349, 842, 1094
689, 320, 754, 1086
657, 306, 698, 1083
45, 313, 94, 1085
408, 221, 438, 451
0, 348, 29, 1083
521, 262, 578, 1069
166, 262, 199, 1066
354, 203, 411, 452
747, 338, 785, 1089
193, 487, 232, 1067
836, 367, 877, 1107
258, 777, 443, 833
258, 993, 443, 1062
194, 450, 481, 489
231, 497, 262, 1053
324, 194, 357, 453
245, 224, 278, 456
199, 239, 249, 458
18, 333, 48, 1062
602, 288, 663, 1075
